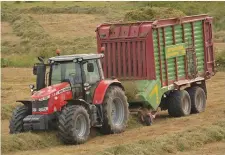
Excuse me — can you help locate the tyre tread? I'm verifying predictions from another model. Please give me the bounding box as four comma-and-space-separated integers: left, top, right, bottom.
9, 105, 29, 134
58, 105, 90, 144
101, 86, 129, 134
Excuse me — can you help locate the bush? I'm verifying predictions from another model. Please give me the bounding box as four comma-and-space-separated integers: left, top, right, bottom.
214, 31, 225, 42
216, 50, 225, 71
1, 58, 12, 68
124, 7, 186, 21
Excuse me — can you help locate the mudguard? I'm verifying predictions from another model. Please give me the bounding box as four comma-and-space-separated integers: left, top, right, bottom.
16, 100, 32, 105
92, 79, 124, 105
16, 100, 32, 112
66, 99, 91, 112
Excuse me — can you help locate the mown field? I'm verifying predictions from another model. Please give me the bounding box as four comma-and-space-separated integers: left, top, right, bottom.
1, 68, 225, 155
1, 1, 225, 155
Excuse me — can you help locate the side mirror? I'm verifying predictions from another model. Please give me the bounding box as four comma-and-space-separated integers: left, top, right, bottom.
33, 65, 37, 75
87, 63, 94, 72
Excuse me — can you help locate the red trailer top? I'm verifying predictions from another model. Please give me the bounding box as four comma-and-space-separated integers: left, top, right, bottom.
96, 14, 215, 81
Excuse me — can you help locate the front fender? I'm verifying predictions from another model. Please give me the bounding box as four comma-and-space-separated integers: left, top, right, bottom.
16, 100, 32, 111
65, 99, 91, 113
66, 99, 89, 107
92, 79, 124, 105
16, 100, 32, 106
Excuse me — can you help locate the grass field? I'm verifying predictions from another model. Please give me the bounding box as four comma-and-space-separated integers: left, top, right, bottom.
1, 1, 225, 155
1, 1, 225, 67
1, 68, 225, 154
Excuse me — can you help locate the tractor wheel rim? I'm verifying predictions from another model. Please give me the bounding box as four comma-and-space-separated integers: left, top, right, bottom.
75, 114, 86, 137
111, 97, 124, 126
183, 97, 189, 113
196, 93, 203, 110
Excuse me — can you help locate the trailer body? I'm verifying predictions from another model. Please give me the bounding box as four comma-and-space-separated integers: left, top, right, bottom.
96, 15, 215, 110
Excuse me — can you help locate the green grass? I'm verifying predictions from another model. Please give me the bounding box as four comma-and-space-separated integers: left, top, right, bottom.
216, 50, 225, 71
127, 114, 144, 130
1, 1, 225, 67
1, 12, 97, 67
1, 54, 38, 68
98, 119, 225, 155
124, 6, 186, 21
1, 103, 22, 120
1, 132, 61, 153
214, 31, 225, 42
2, 118, 225, 154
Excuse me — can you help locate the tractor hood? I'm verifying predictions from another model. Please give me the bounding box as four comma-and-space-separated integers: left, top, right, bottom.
31, 82, 71, 100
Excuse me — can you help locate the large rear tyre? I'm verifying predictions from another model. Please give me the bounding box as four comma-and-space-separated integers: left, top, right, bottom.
168, 90, 191, 117
187, 86, 206, 113
58, 105, 90, 144
9, 105, 29, 134
101, 86, 129, 134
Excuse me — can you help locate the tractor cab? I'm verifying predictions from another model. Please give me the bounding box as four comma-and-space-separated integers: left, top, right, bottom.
32, 54, 104, 103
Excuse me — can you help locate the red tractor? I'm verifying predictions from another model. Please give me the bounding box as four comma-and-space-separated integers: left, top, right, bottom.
9, 53, 129, 144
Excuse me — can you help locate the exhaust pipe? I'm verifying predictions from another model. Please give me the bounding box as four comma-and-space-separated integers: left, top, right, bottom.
36, 63, 46, 91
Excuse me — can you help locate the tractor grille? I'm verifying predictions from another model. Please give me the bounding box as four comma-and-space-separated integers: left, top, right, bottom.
32, 99, 49, 112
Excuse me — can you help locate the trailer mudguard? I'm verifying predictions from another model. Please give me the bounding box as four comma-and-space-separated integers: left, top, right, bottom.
92, 79, 124, 105
134, 79, 164, 110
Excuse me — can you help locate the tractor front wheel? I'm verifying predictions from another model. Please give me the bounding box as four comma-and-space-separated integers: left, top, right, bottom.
101, 86, 129, 134
58, 105, 90, 144
9, 105, 29, 134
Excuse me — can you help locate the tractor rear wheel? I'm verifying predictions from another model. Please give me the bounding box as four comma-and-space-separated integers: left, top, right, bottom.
187, 86, 206, 113
9, 105, 29, 134
101, 86, 129, 134
168, 90, 191, 117
58, 105, 90, 144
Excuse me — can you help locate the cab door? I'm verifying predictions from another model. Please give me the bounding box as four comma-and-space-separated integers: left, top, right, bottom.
83, 59, 101, 103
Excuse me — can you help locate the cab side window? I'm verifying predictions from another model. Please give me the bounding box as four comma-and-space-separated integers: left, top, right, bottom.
84, 60, 100, 84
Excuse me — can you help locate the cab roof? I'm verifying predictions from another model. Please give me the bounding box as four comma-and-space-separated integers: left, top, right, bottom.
49, 53, 104, 62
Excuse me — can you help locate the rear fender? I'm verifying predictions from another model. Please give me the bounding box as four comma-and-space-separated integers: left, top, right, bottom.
92, 79, 124, 105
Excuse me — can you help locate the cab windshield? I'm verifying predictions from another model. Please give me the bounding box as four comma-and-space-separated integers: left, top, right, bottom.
51, 61, 81, 85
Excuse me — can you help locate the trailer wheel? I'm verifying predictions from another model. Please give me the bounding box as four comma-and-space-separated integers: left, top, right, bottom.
101, 86, 129, 134
187, 86, 206, 113
168, 90, 191, 117
9, 105, 29, 134
58, 105, 90, 144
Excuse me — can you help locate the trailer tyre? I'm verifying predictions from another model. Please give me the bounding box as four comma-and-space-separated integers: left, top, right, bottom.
58, 105, 90, 144
9, 105, 29, 134
101, 86, 129, 134
187, 86, 206, 113
168, 90, 191, 117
